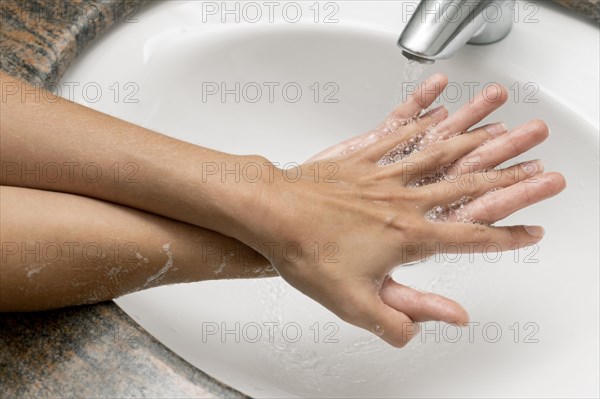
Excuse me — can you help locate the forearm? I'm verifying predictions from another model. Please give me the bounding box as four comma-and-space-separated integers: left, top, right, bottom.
0, 71, 264, 239
1, 69, 563, 346
0, 186, 273, 312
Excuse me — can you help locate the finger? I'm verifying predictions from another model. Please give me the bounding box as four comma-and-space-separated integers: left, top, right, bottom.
367, 297, 419, 348
306, 74, 448, 163
447, 119, 549, 176
421, 160, 543, 208
362, 106, 448, 164
432, 223, 546, 253
383, 123, 507, 183
447, 172, 566, 223
306, 137, 357, 162
427, 83, 508, 141
391, 73, 449, 119
380, 277, 469, 325
306, 132, 370, 162
345, 288, 418, 348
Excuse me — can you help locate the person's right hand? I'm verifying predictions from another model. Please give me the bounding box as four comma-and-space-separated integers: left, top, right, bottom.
303, 74, 565, 341
227, 74, 565, 347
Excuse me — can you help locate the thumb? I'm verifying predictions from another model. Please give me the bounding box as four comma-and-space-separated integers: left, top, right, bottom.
345, 286, 419, 348
380, 277, 470, 326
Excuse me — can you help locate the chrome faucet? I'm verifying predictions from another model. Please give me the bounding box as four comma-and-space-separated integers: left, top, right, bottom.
398, 0, 515, 63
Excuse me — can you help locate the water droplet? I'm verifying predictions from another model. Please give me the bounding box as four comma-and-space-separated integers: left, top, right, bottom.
371, 324, 385, 336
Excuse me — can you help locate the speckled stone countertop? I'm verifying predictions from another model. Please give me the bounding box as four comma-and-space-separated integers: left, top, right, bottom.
0, 0, 597, 398
554, 0, 600, 23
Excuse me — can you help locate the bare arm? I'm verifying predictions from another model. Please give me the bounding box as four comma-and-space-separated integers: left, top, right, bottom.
0, 71, 565, 346
0, 71, 262, 235
0, 185, 272, 312
0, 72, 467, 324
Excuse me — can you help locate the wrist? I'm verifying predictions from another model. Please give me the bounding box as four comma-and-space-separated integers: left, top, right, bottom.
194, 153, 279, 241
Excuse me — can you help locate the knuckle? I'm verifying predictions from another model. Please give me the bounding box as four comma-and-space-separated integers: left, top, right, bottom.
472, 224, 492, 243
421, 142, 444, 162
391, 216, 425, 239
503, 166, 519, 182
456, 175, 474, 193
388, 323, 417, 348
445, 176, 474, 197
389, 336, 410, 348
478, 194, 497, 222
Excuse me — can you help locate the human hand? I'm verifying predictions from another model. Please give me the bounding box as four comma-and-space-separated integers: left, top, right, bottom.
301, 74, 566, 343
232, 74, 565, 347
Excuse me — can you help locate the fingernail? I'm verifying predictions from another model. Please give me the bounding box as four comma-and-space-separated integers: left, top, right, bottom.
484, 122, 508, 137
425, 105, 447, 119
521, 159, 544, 176
524, 225, 545, 238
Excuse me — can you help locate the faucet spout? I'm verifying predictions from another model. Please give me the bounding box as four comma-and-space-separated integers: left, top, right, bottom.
398, 0, 515, 63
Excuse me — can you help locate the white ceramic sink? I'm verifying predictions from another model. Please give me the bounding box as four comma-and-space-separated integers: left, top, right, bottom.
61, 1, 599, 397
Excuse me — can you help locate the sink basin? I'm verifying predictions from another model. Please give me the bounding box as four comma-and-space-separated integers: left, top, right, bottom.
60, 1, 599, 397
